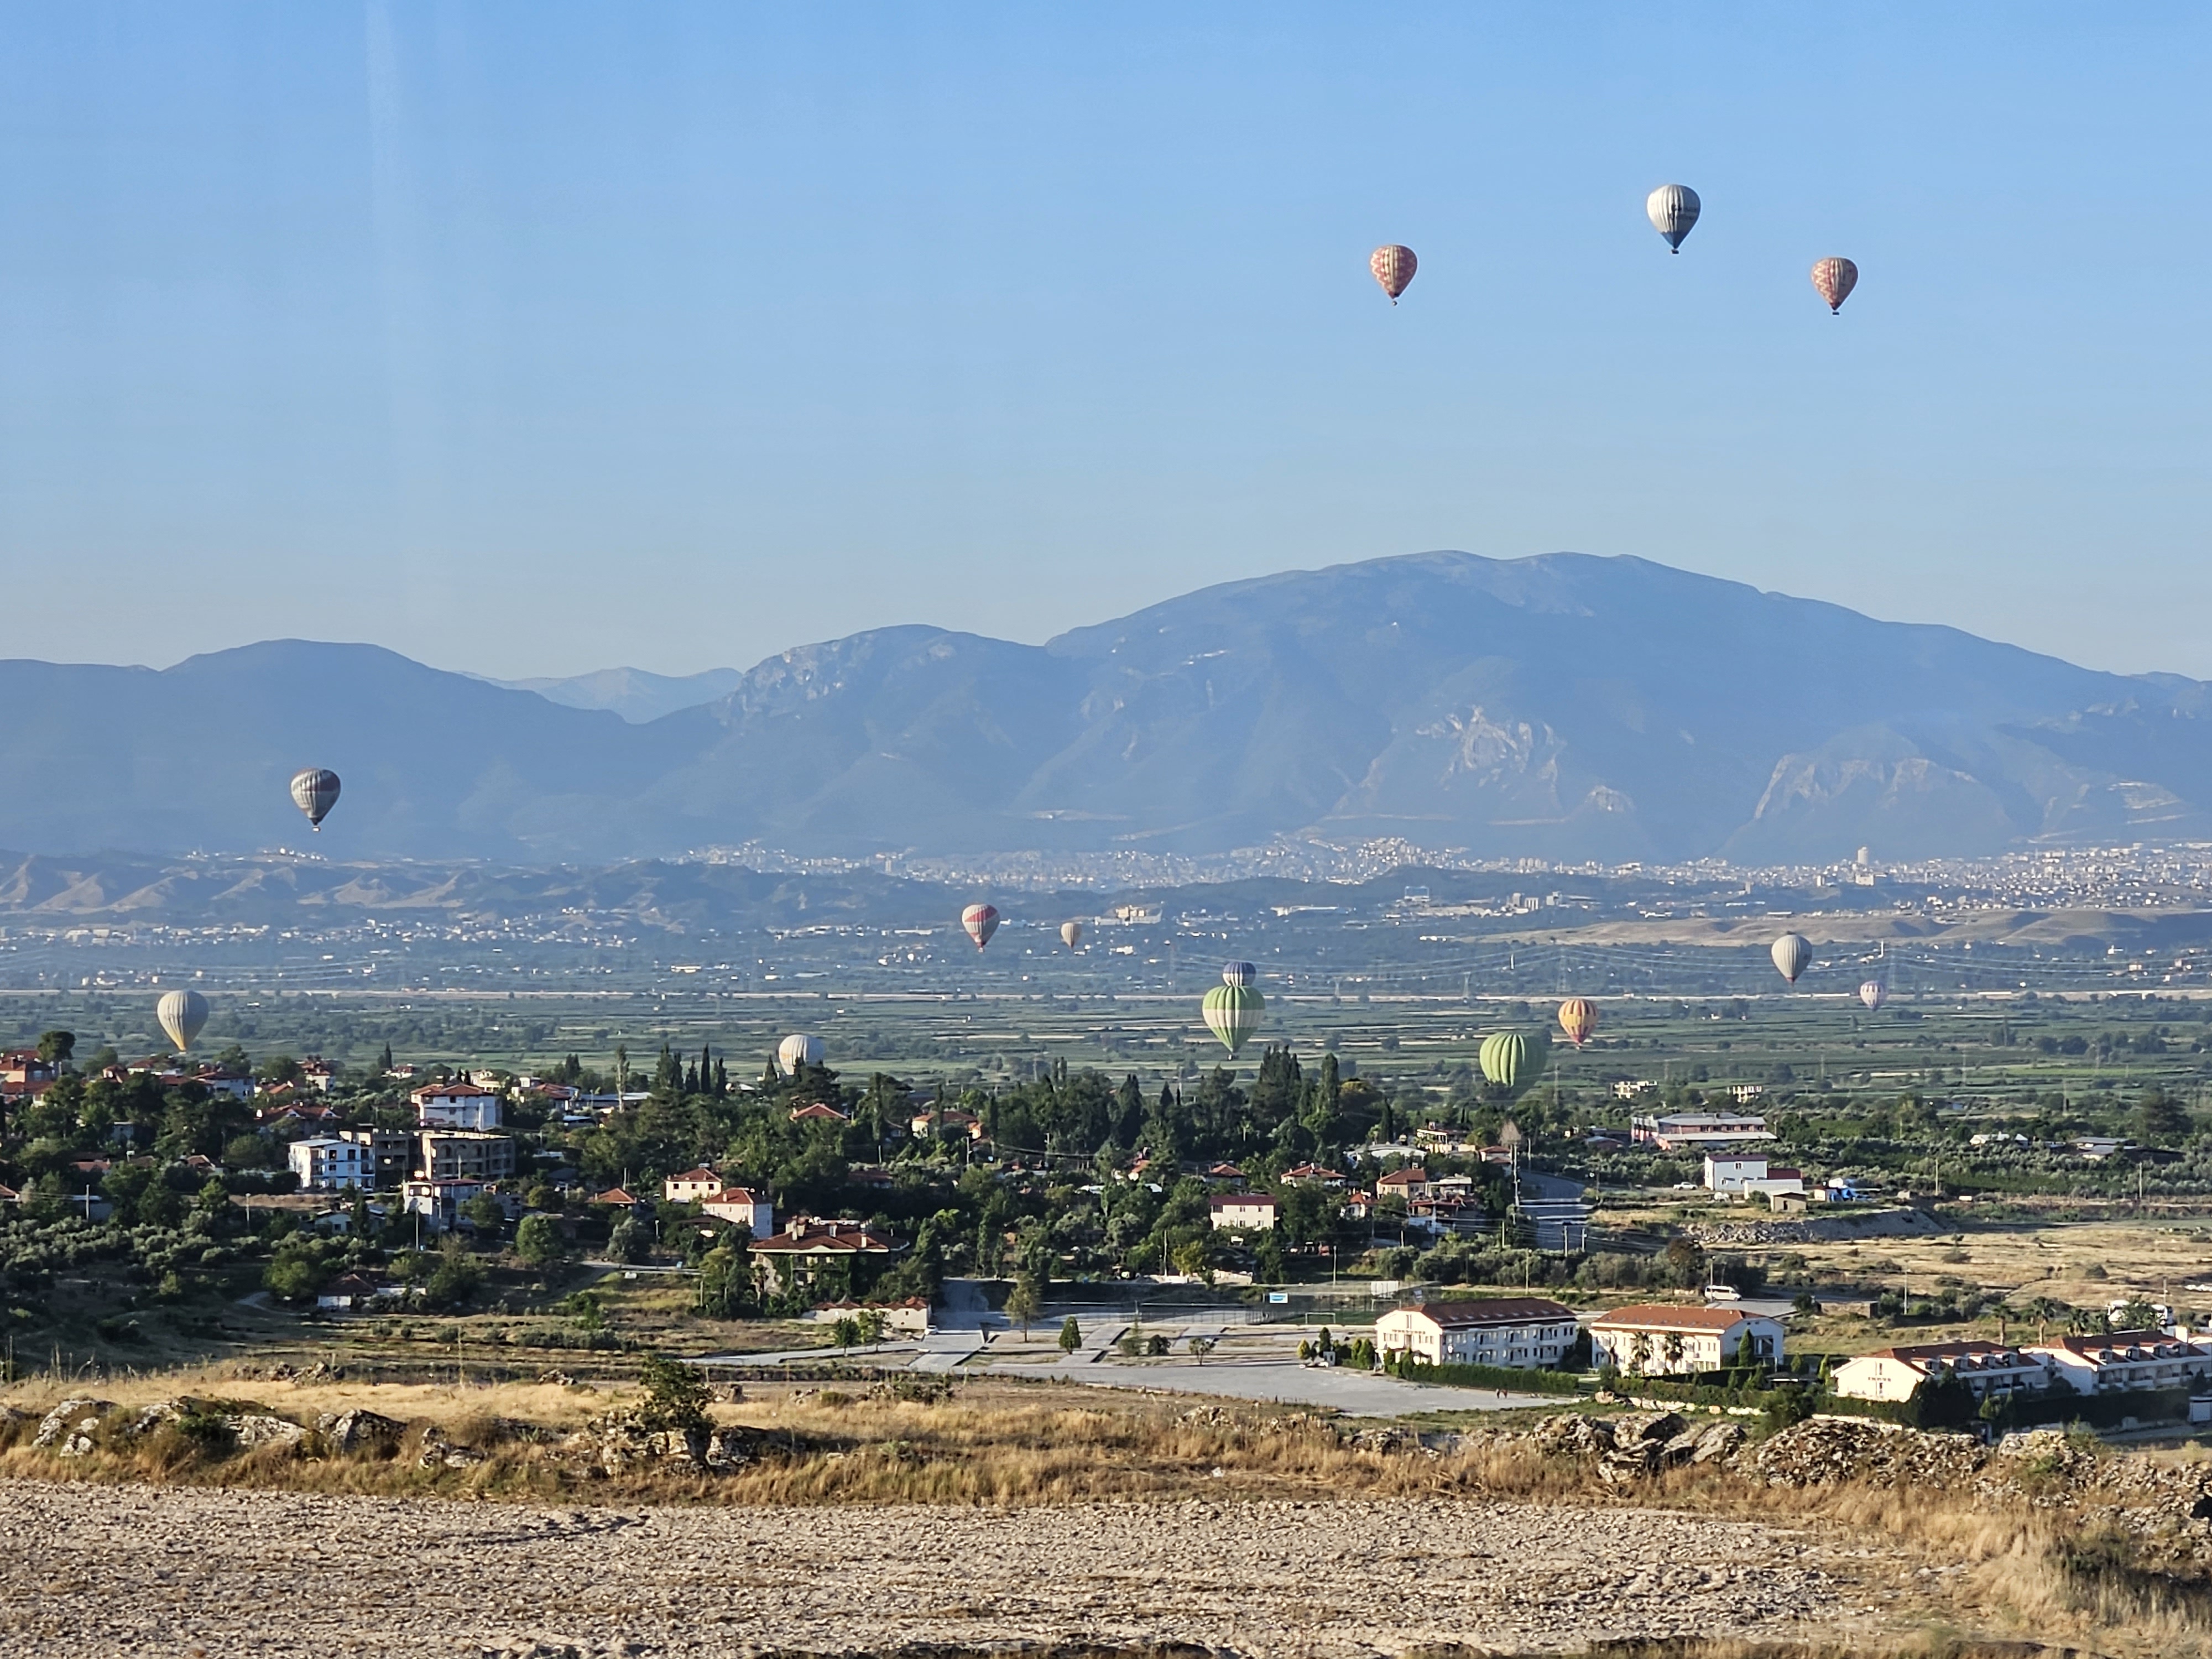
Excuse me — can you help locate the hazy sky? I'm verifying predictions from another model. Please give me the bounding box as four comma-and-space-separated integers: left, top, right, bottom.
1, 5, 2206, 681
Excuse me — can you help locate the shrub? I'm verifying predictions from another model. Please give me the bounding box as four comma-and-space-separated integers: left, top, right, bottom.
637, 1352, 711, 1437
514, 1214, 566, 1269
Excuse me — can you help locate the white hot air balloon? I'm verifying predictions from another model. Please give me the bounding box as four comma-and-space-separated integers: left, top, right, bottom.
1060, 920, 1084, 950
157, 989, 210, 1052
1859, 980, 1887, 1013
961, 904, 1000, 950
777, 1033, 825, 1076
1771, 933, 1813, 985
289, 768, 341, 830
1646, 183, 1700, 252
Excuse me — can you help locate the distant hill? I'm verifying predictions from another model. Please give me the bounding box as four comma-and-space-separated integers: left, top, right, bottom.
6, 552, 2211, 863
482, 665, 744, 724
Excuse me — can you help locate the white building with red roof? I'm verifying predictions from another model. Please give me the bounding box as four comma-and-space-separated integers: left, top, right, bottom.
1375, 1298, 1580, 1369
411, 1080, 503, 1131
1588, 1304, 1785, 1375
1833, 1339, 2054, 1404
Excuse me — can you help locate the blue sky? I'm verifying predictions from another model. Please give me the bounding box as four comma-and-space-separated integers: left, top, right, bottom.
0, 4, 2205, 681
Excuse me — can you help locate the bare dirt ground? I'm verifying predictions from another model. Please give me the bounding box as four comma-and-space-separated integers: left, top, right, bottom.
0, 1479, 1937, 1658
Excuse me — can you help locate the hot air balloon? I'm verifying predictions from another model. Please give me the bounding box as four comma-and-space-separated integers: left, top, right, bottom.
1479, 1029, 1550, 1093
1771, 933, 1813, 985
1859, 980, 1887, 1013
1370, 244, 1416, 304
1646, 184, 1700, 252
157, 989, 209, 1053
1557, 997, 1598, 1047
1202, 984, 1264, 1056
1060, 921, 1084, 950
289, 768, 341, 830
777, 1033, 824, 1075
1202, 971, 1265, 1057
1811, 257, 1858, 314
1221, 961, 1256, 988
961, 904, 1000, 950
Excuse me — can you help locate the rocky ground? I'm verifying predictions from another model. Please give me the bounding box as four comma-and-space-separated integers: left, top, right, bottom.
0, 1479, 1931, 1658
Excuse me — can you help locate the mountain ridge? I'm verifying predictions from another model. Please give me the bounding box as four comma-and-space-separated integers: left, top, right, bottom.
2, 551, 2204, 864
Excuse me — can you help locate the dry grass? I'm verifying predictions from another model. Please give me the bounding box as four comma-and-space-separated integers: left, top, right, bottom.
7, 1373, 2212, 1652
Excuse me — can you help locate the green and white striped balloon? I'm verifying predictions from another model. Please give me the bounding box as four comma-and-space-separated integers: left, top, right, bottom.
1202, 982, 1265, 1057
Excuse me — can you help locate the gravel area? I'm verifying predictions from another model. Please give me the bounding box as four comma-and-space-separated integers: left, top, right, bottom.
0, 1479, 1927, 1657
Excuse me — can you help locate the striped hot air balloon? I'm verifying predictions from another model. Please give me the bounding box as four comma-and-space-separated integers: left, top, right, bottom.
1772, 933, 1813, 985
289, 768, 341, 830
1645, 184, 1700, 252
1202, 978, 1265, 1057
1557, 997, 1598, 1047
1370, 244, 1416, 304
1221, 961, 1256, 988
1859, 980, 1887, 1013
1811, 257, 1858, 314
777, 1033, 824, 1075
157, 989, 210, 1052
961, 904, 1000, 950
1479, 1029, 1550, 1093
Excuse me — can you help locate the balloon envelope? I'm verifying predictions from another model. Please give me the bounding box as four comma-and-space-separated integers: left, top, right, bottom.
1202, 983, 1265, 1056
1811, 257, 1859, 313
289, 768, 341, 830
1557, 997, 1598, 1047
777, 1033, 824, 1074
1060, 920, 1084, 949
1221, 961, 1256, 988
961, 904, 1000, 950
1646, 184, 1700, 251
157, 989, 210, 1052
1370, 244, 1416, 302
1859, 980, 1887, 1012
1771, 933, 1813, 984
1479, 1029, 1549, 1092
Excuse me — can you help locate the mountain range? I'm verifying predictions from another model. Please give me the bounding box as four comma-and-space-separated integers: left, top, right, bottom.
6, 551, 2207, 866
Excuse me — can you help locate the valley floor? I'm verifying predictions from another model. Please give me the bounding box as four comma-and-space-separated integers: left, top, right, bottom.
0, 1481, 1933, 1659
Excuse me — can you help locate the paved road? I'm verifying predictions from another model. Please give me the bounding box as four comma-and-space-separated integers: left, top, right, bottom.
1020, 1356, 1564, 1416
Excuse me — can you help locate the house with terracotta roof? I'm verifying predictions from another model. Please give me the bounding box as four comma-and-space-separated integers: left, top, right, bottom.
1375, 1167, 1434, 1201
1833, 1339, 2055, 1405
410, 1080, 503, 1131
591, 1186, 645, 1209
1375, 1298, 1580, 1369
789, 1102, 852, 1125
2028, 1330, 2212, 1395
0, 1051, 58, 1100
701, 1187, 774, 1235
1281, 1163, 1348, 1188
664, 1167, 724, 1204
749, 1216, 901, 1295
1209, 1193, 1277, 1232
908, 1107, 980, 1139
1588, 1304, 1785, 1376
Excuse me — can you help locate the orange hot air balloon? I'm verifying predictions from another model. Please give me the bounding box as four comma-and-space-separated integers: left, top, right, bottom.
961, 903, 1000, 950
1811, 257, 1858, 315
1370, 244, 1417, 304
1557, 997, 1597, 1047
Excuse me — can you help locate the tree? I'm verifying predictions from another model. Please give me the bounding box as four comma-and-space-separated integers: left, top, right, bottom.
1005, 1272, 1044, 1338
1058, 1316, 1083, 1354
831, 1316, 862, 1348
263, 1240, 328, 1302
2135, 1088, 2192, 1148
35, 1030, 75, 1068
426, 1237, 483, 1310
1188, 1335, 1217, 1365
637, 1352, 711, 1438
515, 1213, 567, 1269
